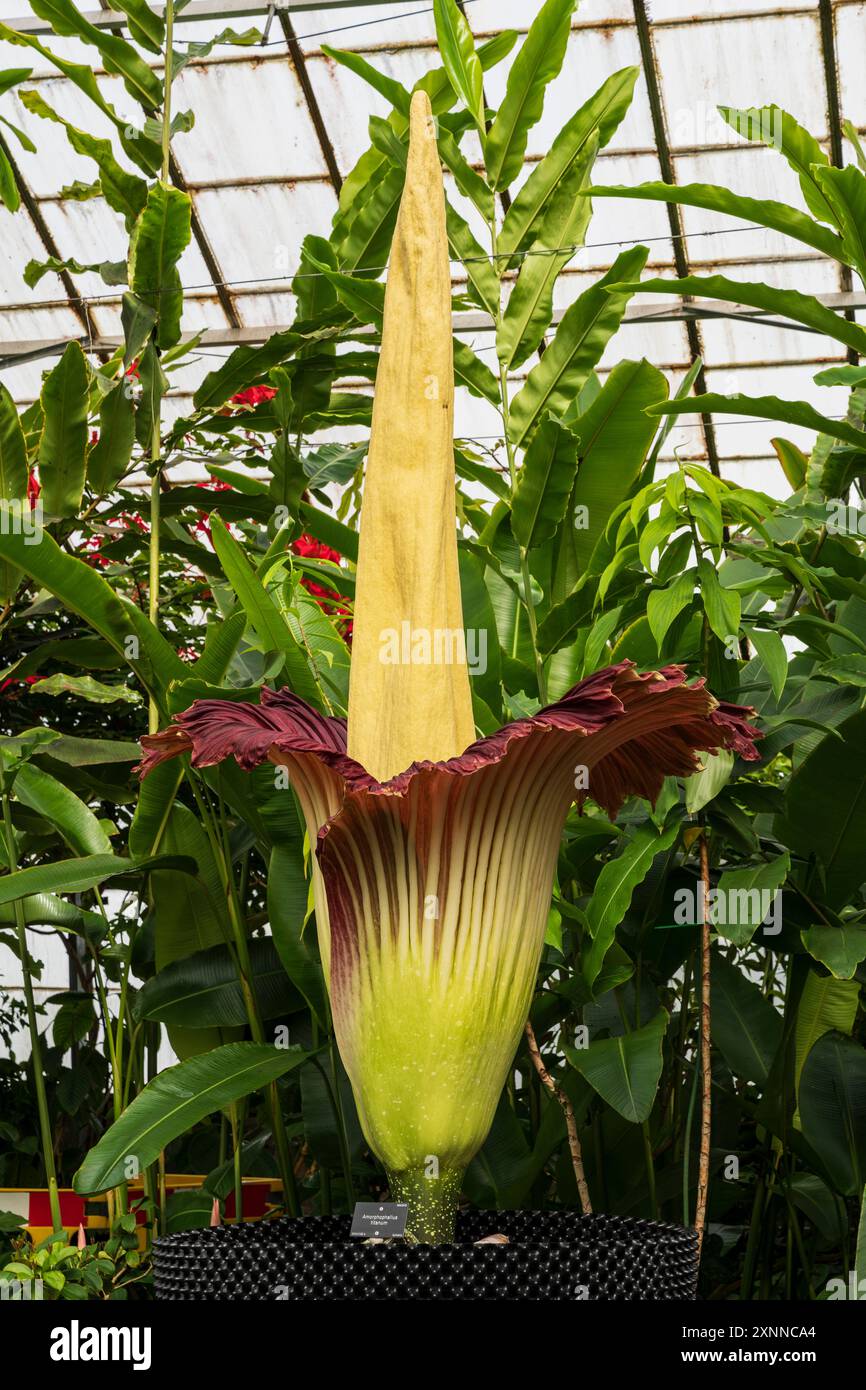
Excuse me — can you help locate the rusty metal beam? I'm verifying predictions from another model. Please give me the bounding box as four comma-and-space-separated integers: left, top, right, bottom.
818, 0, 857, 366
631, 0, 721, 477
278, 9, 343, 194
0, 128, 100, 351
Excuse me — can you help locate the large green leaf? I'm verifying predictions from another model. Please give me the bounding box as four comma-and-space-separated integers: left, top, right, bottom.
0, 23, 161, 174
801, 924, 866, 980
567, 1009, 668, 1123
510, 415, 578, 550
28, 0, 163, 110
210, 516, 321, 706
191, 328, 304, 413
612, 273, 866, 357
0, 892, 103, 934
433, 0, 484, 131
587, 180, 847, 262
38, 341, 89, 518
712, 852, 790, 947
814, 165, 866, 280
484, 0, 577, 191
128, 181, 192, 350
73, 1042, 311, 1193
19, 87, 147, 228
13, 763, 112, 857
794, 971, 859, 1099
135, 937, 301, 1028
777, 709, 866, 907
321, 45, 410, 115
569, 358, 667, 572
87, 382, 135, 495
0, 527, 186, 710
268, 841, 326, 1025
653, 393, 866, 452
718, 104, 833, 225
711, 953, 782, 1086
499, 66, 638, 258
0, 383, 27, 603
800, 1032, 866, 1196
508, 246, 648, 447
583, 819, 680, 987
497, 137, 597, 369
0, 853, 195, 905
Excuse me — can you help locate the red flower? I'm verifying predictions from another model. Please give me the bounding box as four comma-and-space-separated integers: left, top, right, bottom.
0, 675, 39, 695
125, 359, 140, 379
231, 386, 277, 408
27, 470, 40, 506
291, 533, 352, 640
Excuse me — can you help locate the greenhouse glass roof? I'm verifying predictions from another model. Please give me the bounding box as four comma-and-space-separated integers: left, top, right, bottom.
0, 0, 863, 494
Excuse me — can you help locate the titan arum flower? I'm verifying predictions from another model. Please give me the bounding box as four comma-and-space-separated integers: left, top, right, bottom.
140, 91, 760, 1243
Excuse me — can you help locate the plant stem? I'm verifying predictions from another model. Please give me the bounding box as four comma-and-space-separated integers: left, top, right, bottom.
488, 216, 548, 704
524, 1019, 592, 1215
695, 833, 713, 1256
185, 770, 300, 1215
1, 792, 62, 1233
230, 1100, 244, 1223
147, 0, 175, 736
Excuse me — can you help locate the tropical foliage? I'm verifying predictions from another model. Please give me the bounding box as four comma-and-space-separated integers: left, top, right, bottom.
0, 0, 863, 1296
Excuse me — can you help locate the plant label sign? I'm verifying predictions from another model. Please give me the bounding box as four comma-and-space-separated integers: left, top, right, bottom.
350, 1202, 409, 1238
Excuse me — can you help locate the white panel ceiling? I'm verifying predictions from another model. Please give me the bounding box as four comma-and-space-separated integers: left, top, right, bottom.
0, 0, 859, 496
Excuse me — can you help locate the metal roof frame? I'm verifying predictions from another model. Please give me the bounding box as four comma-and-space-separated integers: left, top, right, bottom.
0, 0, 859, 478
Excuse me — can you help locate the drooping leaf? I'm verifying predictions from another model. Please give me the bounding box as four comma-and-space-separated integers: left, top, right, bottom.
583, 819, 680, 987
0, 383, 27, 603
800, 1032, 866, 1196
587, 180, 847, 263
87, 382, 136, 495
135, 937, 302, 1028
13, 762, 112, 857
268, 841, 326, 1025
569, 358, 668, 572
713, 852, 790, 948
711, 954, 782, 1087
777, 709, 866, 908
128, 181, 192, 350
748, 626, 788, 702
718, 104, 833, 225
510, 415, 578, 550
801, 924, 866, 981
654, 393, 866, 453
567, 1009, 668, 1123
647, 571, 696, 651
73, 1043, 312, 1193
38, 341, 89, 518
0, 853, 196, 905
612, 272, 866, 358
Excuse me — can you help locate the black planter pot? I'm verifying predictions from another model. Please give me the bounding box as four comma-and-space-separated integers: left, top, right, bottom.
154, 1210, 698, 1301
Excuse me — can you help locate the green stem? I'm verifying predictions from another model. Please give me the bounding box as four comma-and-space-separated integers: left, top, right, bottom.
387, 1166, 463, 1245
489, 217, 547, 704
230, 1100, 244, 1223
185, 770, 301, 1216
1, 792, 62, 1234
147, 0, 175, 736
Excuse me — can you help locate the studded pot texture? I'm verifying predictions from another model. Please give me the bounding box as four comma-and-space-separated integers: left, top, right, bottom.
154, 1209, 698, 1301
